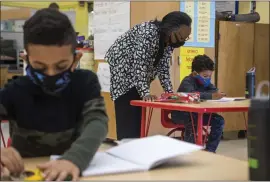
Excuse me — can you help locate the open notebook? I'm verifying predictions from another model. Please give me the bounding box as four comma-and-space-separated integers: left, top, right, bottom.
51, 135, 202, 177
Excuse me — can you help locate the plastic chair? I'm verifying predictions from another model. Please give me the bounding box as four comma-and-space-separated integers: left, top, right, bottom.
7, 137, 12, 147
161, 110, 211, 145
161, 110, 185, 140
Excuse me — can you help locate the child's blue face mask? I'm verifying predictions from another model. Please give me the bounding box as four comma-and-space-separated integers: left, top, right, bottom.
26, 63, 72, 95
195, 75, 211, 87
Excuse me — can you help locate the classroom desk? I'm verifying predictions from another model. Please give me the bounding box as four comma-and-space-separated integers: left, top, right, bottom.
23, 145, 248, 180
131, 99, 250, 145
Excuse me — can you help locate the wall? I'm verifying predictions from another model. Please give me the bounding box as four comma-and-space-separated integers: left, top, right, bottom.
239, 1, 269, 24
1, 2, 89, 36
30, 9, 76, 28
88, 12, 94, 36
1, 32, 24, 50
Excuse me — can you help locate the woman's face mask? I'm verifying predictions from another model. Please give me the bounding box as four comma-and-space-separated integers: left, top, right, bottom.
169, 35, 186, 48
169, 25, 191, 48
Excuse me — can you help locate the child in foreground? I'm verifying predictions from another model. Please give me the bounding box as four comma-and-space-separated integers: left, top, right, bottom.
171, 55, 225, 153
0, 8, 108, 181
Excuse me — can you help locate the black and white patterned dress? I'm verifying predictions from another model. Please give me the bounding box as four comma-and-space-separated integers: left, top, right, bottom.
105, 21, 174, 101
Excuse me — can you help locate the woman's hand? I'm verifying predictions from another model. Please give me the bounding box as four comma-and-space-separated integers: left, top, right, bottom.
0, 147, 24, 175
37, 160, 80, 181
143, 94, 157, 102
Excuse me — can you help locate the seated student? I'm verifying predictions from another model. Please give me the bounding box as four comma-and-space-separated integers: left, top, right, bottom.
0, 8, 108, 181
171, 55, 225, 153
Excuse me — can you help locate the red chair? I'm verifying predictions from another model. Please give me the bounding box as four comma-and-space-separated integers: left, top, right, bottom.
161, 110, 185, 140
161, 110, 210, 144
7, 137, 12, 147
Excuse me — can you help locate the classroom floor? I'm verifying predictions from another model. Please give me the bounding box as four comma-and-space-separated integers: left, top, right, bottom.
0, 122, 247, 161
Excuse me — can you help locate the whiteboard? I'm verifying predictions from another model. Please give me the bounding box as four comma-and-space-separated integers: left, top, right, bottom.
215, 1, 236, 13
93, 1, 130, 60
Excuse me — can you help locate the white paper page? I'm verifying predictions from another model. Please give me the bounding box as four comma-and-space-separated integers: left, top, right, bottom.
93, 1, 130, 59
206, 97, 245, 102
107, 135, 203, 170
51, 152, 144, 177
96, 62, 110, 92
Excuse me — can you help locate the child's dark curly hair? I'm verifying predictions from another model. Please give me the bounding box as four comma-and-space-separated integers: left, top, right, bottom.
191, 54, 214, 73
23, 8, 76, 53
48, 2, 59, 10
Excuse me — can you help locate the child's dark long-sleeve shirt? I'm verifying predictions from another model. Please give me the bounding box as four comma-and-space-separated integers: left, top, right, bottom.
177, 75, 218, 99
0, 70, 108, 172
171, 75, 218, 123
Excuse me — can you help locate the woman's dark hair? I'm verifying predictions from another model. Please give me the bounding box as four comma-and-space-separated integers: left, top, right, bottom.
192, 54, 215, 73
23, 8, 77, 53
152, 11, 192, 66
48, 2, 59, 10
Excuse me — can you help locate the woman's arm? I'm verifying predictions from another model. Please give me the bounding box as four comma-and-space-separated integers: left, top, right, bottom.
133, 24, 159, 98
157, 47, 174, 93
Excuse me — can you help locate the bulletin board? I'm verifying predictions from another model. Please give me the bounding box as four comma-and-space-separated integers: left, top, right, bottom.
180, 1, 216, 48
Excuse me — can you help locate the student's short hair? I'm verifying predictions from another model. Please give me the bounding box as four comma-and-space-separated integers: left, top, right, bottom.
192, 54, 215, 72
48, 2, 59, 10
23, 8, 77, 53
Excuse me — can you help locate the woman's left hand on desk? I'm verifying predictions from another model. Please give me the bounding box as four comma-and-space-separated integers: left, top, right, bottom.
37, 159, 79, 181
143, 94, 157, 102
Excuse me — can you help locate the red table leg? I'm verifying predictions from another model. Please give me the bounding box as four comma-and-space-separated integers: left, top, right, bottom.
243, 112, 248, 130
196, 113, 203, 146
145, 108, 153, 137
140, 107, 147, 137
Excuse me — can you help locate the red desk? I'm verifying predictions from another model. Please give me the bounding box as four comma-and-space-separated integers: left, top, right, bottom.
130, 100, 250, 145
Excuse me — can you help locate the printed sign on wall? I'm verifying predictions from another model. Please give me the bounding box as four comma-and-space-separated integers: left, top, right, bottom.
179, 47, 205, 82
180, 1, 215, 48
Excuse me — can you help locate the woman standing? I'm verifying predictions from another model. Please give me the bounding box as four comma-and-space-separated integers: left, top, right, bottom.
105, 11, 192, 140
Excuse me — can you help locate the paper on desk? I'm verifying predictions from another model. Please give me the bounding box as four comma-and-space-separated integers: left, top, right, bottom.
107, 135, 203, 169
51, 135, 202, 176
51, 152, 144, 176
206, 97, 244, 102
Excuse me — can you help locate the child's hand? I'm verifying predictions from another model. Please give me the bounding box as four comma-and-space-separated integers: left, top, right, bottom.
212, 92, 226, 100
1, 164, 10, 177
0, 147, 24, 174
37, 160, 80, 181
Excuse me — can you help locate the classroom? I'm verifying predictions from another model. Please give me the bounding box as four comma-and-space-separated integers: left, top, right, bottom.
0, 1, 269, 181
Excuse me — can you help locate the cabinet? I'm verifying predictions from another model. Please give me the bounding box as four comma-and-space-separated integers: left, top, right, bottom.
217, 21, 269, 131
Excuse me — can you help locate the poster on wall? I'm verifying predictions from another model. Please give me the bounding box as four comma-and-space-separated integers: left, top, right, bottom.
180, 1, 215, 48
13, 20, 25, 32
215, 1, 236, 13
179, 47, 204, 82
93, 1, 130, 59
97, 62, 111, 92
